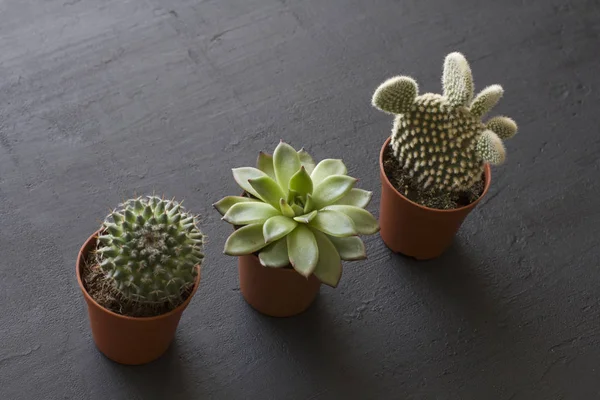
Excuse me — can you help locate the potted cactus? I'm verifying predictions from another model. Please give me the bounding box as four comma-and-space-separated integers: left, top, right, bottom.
214, 141, 379, 317
371, 52, 518, 259
76, 196, 204, 365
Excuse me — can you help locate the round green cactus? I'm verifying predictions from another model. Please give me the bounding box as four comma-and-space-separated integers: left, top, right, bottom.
96, 196, 204, 304
372, 52, 518, 192
214, 142, 379, 288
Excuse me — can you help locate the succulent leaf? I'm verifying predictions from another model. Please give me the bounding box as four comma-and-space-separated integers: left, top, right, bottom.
312, 175, 356, 209
224, 223, 267, 256
223, 202, 279, 225
327, 236, 367, 261
293, 210, 318, 224
279, 198, 295, 218
213, 196, 258, 216
248, 175, 286, 209
258, 238, 289, 268
287, 225, 318, 277
310, 229, 342, 287
232, 167, 268, 200
311, 159, 347, 186
263, 216, 297, 243
304, 193, 315, 213
291, 204, 304, 216
309, 209, 357, 237
256, 152, 276, 179
332, 188, 373, 208
289, 166, 313, 196
273, 141, 301, 194
297, 149, 316, 174
322, 205, 380, 235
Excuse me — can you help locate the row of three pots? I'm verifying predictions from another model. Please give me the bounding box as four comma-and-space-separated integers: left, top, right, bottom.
75, 138, 487, 365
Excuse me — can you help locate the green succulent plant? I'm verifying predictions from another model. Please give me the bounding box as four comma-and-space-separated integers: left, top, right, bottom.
96, 195, 204, 304
372, 52, 518, 192
214, 141, 379, 287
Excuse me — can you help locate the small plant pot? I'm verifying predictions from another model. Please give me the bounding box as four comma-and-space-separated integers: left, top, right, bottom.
238, 254, 321, 317
76, 231, 201, 365
378, 138, 491, 260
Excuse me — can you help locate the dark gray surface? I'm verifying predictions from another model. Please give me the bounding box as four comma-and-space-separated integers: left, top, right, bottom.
1, 0, 599, 398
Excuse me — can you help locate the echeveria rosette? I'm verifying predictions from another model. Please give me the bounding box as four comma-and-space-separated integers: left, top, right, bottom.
371, 52, 518, 192
214, 142, 379, 288
95, 196, 204, 304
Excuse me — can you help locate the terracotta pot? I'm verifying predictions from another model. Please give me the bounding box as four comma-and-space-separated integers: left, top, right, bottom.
238, 254, 321, 317
76, 231, 200, 365
379, 137, 491, 260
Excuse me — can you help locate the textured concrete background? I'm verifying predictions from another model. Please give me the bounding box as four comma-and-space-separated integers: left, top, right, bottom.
1, 0, 599, 399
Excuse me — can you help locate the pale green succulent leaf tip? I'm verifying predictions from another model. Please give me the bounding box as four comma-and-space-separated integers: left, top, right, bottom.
297, 148, 316, 175
289, 166, 313, 197
258, 238, 289, 268
327, 235, 367, 261
256, 151, 276, 179
332, 188, 373, 208
287, 225, 318, 277
279, 198, 295, 218
222, 202, 279, 225
213, 195, 258, 216
310, 159, 347, 186
322, 205, 380, 235
248, 175, 286, 210
293, 210, 318, 224
311, 175, 357, 209
310, 229, 342, 287
263, 215, 297, 244
273, 141, 301, 194
309, 209, 357, 237
224, 223, 267, 256
232, 167, 268, 200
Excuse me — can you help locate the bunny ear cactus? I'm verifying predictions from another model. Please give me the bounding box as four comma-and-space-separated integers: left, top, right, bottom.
372, 52, 517, 192
214, 142, 379, 288
96, 196, 204, 304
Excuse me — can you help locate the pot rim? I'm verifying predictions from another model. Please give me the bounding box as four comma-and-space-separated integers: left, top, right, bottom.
76, 230, 201, 322
379, 137, 492, 213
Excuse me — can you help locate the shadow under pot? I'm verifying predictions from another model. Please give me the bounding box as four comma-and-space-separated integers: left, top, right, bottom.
76, 231, 201, 365
378, 137, 491, 260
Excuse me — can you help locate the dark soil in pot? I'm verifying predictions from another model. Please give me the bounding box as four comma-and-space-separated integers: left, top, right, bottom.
382, 144, 485, 210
